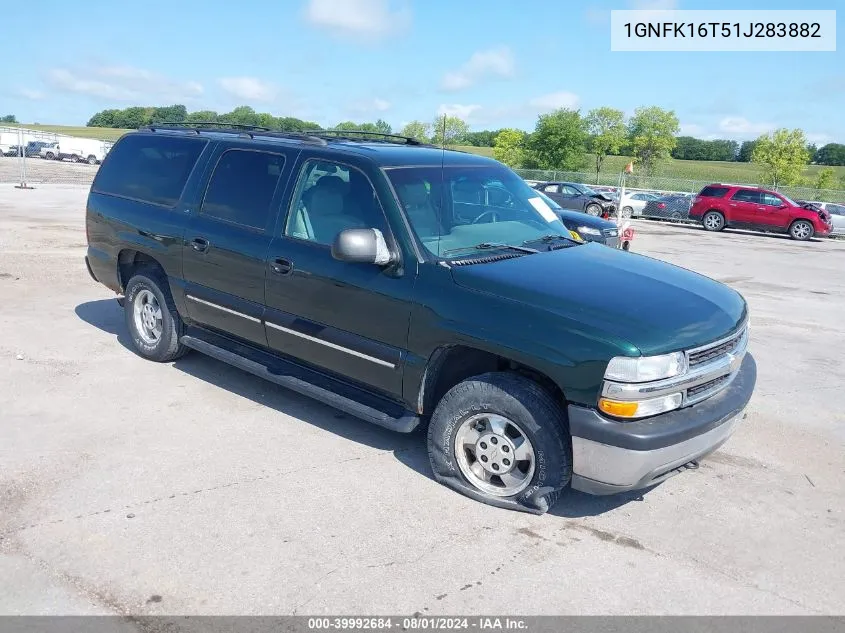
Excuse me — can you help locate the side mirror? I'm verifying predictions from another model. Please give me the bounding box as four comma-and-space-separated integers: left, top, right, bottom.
331, 228, 394, 266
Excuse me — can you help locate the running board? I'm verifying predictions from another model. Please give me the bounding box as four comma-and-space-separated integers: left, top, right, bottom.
180, 334, 420, 433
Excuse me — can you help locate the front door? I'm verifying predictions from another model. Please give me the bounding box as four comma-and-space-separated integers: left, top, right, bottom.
726, 188, 761, 226
182, 144, 293, 346
263, 157, 414, 399
753, 192, 791, 230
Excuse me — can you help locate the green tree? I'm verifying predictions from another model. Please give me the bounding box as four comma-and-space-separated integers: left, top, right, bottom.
463, 130, 499, 147
374, 119, 392, 134
814, 143, 845, 166
751, 128, 810, 188
525, 108, 587, 171
585, 107, 626, 183
736, 140, 758, 162
400, 121, 431, 142
492, 128, 527, 168
627, 106, 680, 174
814, 167, 836, 192
431, 115, 469, 146
1, 114, 17, 123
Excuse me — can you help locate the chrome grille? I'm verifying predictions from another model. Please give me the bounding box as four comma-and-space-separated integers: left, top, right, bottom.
688, 328, 744, 368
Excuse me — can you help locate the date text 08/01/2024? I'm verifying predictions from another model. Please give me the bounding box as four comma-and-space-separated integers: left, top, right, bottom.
623, 21, 822, 39
307, 617, 528, 630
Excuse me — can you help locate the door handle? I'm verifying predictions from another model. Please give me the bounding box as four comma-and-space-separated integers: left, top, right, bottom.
270, 257, 293, 275
190, 237, 209, 252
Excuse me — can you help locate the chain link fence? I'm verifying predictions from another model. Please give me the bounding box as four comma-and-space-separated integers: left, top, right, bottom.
0, 125, 110, 187
515, 169, 845, 204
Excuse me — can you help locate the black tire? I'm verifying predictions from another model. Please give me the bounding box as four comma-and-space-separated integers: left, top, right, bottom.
622, 206, 633, 218
45, 152, 54, 160
788, 219, 814, 241
124, 269, 189, 362
70, 154, 79, 163
622, 241, 630, 251
87, 154, 97, 165
702, 210, 725, 232
585, 203, 601, 216
427, 371, 572, 515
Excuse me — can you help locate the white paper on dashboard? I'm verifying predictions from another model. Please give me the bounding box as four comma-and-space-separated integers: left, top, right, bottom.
528, 196, 559, 223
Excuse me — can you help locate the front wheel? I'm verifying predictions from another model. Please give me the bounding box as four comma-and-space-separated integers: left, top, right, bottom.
702, 210, 725, 232
622, 206, 633, 218
585, 203, 601, 216
124, 270, 189, 362
427, 372, 571, 515
87, 154, 97, 165
44, 152, 55, 160
789, 220, 814, 241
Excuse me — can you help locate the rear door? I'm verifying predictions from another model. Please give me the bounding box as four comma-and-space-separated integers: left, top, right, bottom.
754, 192, 792, 230
181, 142, 296, 346
539, 183, 564, 205
727, 188, 761, 225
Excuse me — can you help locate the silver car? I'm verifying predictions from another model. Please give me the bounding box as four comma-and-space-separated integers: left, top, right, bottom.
804, 201, 845, 236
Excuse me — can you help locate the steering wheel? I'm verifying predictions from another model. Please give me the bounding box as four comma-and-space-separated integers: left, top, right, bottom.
471, 210, 501, 224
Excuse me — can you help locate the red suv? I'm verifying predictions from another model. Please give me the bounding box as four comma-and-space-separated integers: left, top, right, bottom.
689, 184, 832, 241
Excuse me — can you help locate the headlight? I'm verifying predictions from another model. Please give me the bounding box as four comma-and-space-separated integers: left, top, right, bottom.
604, 351, 686, 383
577, 226, 601, 236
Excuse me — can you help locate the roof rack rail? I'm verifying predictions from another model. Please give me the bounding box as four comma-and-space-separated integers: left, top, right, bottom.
297, 129, 425, 146
144, 121, 271, 132
142, 122, 328, 145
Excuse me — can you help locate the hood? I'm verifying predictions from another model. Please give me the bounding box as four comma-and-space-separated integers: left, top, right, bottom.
557, 209, 615, 229
451, 244, 747, 356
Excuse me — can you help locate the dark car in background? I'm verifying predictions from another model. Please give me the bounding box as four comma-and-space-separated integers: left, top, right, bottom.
532, 181, 617, 217
535, 190, 622, 248
641, 193, 694, 221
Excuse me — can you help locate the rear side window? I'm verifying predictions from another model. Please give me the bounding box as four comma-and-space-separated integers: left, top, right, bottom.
699, 186, 730, 198
93, 134, 207, 207
199, 149, 286, 230
730, 189, 762, 203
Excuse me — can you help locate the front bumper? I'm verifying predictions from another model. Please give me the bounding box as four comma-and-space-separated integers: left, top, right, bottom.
568, 352, 757, 495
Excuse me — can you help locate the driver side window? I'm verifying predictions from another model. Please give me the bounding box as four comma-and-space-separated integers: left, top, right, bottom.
285, 160, 387, 246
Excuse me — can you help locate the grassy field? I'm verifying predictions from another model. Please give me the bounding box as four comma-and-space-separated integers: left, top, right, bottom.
451, 145, 845, 186
3, 123, 130, 141
6, 125, 842, 187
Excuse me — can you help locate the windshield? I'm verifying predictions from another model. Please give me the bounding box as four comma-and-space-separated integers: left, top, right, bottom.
780, 192, 799, 206
574, 184, 599, 196
385, 164, 570, 258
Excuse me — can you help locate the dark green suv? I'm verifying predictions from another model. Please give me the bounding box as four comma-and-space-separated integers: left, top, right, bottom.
84, 125, 756, 515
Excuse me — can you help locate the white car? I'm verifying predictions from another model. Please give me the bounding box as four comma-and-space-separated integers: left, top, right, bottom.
804, 201, 845, 236
618, 192, 662, 217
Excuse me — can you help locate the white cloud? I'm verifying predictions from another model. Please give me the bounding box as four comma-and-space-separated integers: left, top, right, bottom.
371, 98, 391, 112
345, 97, 392, 117
528, 91, 581, 112
303, 0, 410, 39
218, 77, 278, 102
440, 47, 515, 92
806, 133, 831, 146
46, 66, 203, 102
437, 104, 482, 121
718, 117, 774, 138
18, 88, 44, 100
679, 122, 705, 136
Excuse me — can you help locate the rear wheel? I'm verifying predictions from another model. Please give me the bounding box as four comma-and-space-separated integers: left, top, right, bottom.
427, 371, 571, 515
789, 219, 814, 241
87, 154, 97, 165
622, 206, 633, 218
124, 270, 189, 362
702, 210, 725, 232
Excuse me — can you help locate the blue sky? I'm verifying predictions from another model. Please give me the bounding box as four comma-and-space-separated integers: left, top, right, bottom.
2, 0, 842, 143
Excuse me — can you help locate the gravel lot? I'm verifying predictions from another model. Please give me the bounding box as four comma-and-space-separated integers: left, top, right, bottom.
1, 184, 843, 617
0, 156, 99, 186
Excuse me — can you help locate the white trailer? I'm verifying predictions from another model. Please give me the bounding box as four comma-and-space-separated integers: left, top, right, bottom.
52, 136, 110, 164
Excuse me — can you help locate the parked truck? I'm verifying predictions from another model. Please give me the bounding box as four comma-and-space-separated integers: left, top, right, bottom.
47, 136, 110, 164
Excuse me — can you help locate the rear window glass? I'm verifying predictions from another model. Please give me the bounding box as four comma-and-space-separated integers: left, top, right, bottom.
730, 189, 762, 203
699, 186, 730, 198
200, 149, 285, 230
93, 134, 207, 207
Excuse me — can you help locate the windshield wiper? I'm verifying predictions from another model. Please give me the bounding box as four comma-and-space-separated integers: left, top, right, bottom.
442, 242, 539, 256
523, 234, 582, 246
